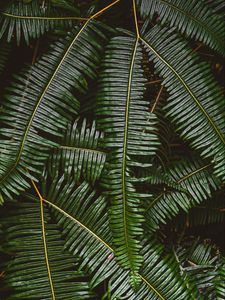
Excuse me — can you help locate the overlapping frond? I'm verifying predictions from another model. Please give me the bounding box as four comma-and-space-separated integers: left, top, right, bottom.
130, 241, 195, 299
0, 20, 106, 199
137, 0, 225, 54
0, 176, 198, 299
141, 26, 225, 181
96, 33, 159, 277
48, 118, 106, 184
145, 159, 220, 231
173, 238, 224, 299
39, 176, 139, 297
0, 200, 95, 299
0, 0, 81, 44
43, 177, 120, 286
108, 239, 195, 299
0, 0, 224, 297
36, 177, 197, 299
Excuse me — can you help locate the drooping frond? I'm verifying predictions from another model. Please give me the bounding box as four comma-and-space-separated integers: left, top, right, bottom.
0, 20, 107, 199
0, 0, 82, 45
145, 159, 220, 231
96, 33, 159, 277
137, 0, 225, 54
141, 26, 225, 181
0, 200, 96, 299
48, 118, 106, 184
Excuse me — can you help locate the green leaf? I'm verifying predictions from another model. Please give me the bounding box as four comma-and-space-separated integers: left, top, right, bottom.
172, 238, 224, 299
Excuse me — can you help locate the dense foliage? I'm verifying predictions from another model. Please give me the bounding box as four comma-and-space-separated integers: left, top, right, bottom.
0, 0, 224, 299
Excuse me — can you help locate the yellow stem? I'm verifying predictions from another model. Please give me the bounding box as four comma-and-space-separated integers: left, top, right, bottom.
31, 180, 56, 300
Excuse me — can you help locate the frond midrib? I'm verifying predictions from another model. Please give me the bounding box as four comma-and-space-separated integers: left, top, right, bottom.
121, 38, 139, 260
32, 180, 55, 299
2, 12, 88, 21
43, 197, 113, 252
39, 198, 56, 300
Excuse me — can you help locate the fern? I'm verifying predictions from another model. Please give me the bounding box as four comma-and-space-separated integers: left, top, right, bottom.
137, 0, 225, 54
145, 158, 221, 231
141, 26, 225, 181
96, 32, 159, 278
48, 118, 106, 184
0, 20, 106, 198
0, 0, 224, 298
0, 0, 81, 44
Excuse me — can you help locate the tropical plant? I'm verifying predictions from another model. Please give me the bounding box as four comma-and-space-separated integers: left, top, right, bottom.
0, 0, 224, 299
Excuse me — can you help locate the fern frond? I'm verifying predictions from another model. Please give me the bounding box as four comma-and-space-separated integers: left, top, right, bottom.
96, 33, 159, 276
0, 20, 106, 199
0, 200, 96, 299
141, 26, 225, 181
0, 0, 82, 44
33, 178, 195, 299
137, 0, 225, 54
130, 241, 195, 299
48, 118, 106, 184
145, 159, 220, 231
173, 238, 224, 299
